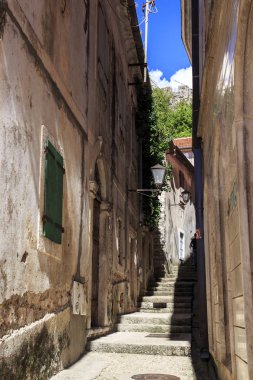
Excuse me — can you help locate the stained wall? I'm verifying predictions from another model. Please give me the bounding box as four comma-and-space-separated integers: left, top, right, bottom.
0, 0, 152, 377
193, 1, 253, 379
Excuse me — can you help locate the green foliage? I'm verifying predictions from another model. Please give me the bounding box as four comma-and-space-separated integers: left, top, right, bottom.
150, 88, 192, 161
136, 85, 192, 227
170, 101, 192, 137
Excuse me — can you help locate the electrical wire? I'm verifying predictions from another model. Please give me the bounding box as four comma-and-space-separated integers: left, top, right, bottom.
142, 1, 158, 15
131, 16, 147, 28
132, 1, 158, 28
148, 5, 158, 14
104, 0, 158, 29
109, 0, 157, 29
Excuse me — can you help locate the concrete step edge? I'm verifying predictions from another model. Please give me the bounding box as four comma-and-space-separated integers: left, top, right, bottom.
116, 324, 192, 333
138, 308, 192, 313
86, 341, 191, 356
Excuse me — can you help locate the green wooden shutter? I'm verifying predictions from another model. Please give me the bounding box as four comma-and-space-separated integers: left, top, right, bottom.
43, 140, 65, 244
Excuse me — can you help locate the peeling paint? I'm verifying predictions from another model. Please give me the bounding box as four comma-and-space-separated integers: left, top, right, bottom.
0, 290, 70, 338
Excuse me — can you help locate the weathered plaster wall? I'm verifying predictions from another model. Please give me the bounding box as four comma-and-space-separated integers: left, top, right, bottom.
0, 4, 84, 321
197, 1, 253, 379
17, 0, 89, 121
0, 0, 87, 373
0, 0, 152, 376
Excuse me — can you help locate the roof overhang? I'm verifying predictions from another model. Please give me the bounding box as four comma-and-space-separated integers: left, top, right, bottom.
181, 0, 192, 63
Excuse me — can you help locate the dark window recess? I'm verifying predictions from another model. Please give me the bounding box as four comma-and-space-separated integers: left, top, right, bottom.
43, 140, 65, 244
179, 170, 185, 188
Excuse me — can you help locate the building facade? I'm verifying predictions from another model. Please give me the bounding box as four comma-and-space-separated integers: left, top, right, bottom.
157, 139, 195, 272
0, 1, 153, 377
182, 1, 253, 379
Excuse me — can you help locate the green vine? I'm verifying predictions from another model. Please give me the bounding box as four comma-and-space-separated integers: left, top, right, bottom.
136, 84, 192, 227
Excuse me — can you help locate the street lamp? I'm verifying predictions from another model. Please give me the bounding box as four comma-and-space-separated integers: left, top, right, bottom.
128, 163, 166, 197
169, 189, 191, 207
150, 164, 166, 187
181, 190, 191, 203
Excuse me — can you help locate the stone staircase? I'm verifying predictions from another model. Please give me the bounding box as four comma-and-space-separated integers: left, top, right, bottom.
86, 263, 196, 357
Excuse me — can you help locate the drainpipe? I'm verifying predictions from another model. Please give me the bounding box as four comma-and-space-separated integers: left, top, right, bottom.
191, 0, 209, 356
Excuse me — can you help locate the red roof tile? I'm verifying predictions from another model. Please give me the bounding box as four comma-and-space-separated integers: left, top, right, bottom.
173, 137, 192, 149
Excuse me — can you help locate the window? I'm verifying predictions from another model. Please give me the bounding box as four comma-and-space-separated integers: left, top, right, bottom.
184, 152, 194, 160
43, 140, 65, 244
179, 230, 185, 260
179, 170, 185, 188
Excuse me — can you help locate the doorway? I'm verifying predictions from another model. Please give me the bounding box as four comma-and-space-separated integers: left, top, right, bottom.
91, 165, 101, 327
178, 230, 185, 261
91, 198, 100, 326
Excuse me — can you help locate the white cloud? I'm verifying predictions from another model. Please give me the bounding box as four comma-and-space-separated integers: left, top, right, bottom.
149, 67, 192, 90
149, 69, 170, 88
168, 66, 192, 90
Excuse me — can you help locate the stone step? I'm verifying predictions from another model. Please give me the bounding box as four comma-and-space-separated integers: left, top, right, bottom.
141, 295, 192, 303
138, 307, 192, 313
86, 331, 191, 356
158, 278, 196, 283
138, 301, 192, 310
150, 281, 194, 288
116, 323, 192, 333
145, 290, 193, 296
87, 326, 114, 341
170, 275, 196, 279
118, 312, 192, 326
161, 274, 190, 279
162, 276, 197, 281
149, 285, 193, 292
152, 285, 195, 290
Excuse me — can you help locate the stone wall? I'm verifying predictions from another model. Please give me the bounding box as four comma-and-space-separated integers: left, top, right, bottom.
185, 1, 253, 379
0, 0, 153, 377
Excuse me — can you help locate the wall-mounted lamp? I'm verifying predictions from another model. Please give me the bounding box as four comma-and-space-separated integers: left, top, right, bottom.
150, 164, 166, 187
181, 190, 191, 203
128, 164, 166, 197
170, 190, 191, 206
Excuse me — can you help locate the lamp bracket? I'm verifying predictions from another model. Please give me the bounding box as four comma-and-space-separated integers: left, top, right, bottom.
128, 189, 161, 198
169, 201, 186, 208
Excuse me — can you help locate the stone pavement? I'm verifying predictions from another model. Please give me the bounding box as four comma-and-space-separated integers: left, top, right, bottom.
51, 263, 215, 380
51, 351, 197, 380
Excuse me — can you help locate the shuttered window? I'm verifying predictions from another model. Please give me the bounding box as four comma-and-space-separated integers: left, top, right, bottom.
43, 140, 65, 244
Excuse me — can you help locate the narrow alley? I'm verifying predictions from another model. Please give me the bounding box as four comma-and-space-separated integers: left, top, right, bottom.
1, 0, 253, 379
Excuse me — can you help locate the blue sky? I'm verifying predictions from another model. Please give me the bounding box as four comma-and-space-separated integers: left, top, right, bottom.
135, 0, 192, 89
